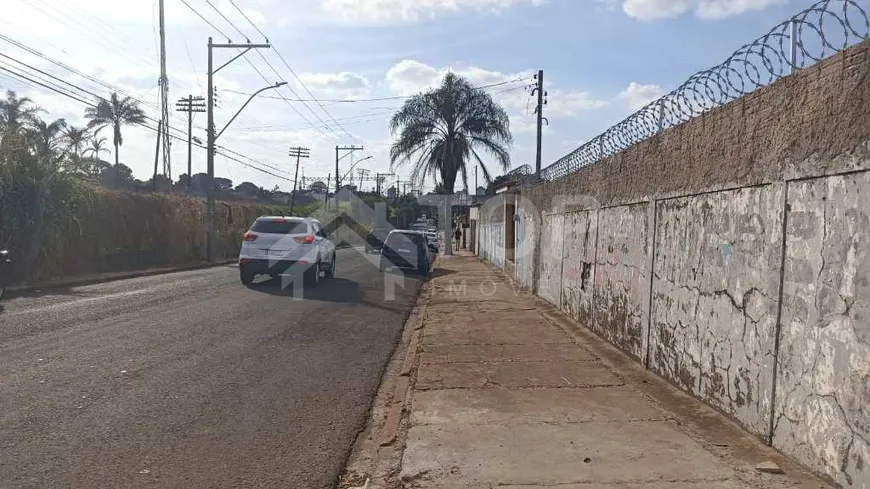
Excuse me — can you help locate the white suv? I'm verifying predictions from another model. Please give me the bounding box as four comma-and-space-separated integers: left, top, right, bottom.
238, 216, 336, 286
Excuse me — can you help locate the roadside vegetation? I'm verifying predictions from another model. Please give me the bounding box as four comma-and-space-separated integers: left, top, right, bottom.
0, 90, 309, 283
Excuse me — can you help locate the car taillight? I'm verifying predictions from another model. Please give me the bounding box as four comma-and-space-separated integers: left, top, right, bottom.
293, 235, 315, 244
243, 232, 258, 242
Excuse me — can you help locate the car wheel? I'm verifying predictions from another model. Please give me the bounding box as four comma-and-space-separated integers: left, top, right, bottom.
240, 269, 255, 285
325, 254, 336, 278
304, 262, 320, 287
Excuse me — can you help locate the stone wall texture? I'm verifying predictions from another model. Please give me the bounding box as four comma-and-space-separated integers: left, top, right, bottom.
481, 40, 870, 487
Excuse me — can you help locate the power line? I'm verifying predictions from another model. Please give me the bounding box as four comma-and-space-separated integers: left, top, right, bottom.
178, 0, 230, 40
202, 0, 250, 41
227, 0, 269, 41
1, 57, 291, 185
221, 78, 528, 103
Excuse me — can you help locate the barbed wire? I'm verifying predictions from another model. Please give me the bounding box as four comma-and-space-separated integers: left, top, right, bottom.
540, 0, 870, 181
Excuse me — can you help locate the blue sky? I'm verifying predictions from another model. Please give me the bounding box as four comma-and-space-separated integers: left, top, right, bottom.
0, 0, 819, 192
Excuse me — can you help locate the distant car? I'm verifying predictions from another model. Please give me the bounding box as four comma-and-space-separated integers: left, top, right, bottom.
238, 216, 336, 286
423, 231, 439, 253
379, 230, 432, 276
365, 227, 391, 254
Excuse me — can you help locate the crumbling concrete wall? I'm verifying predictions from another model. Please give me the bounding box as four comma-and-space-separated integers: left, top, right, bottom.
479, 39, 870, 486
593, 204, 651, 362
774, 172, 870, 488
515, 199, 537, 290
651, 186, 783, 437
538, 214, 564, 307
561, 211, 597, 326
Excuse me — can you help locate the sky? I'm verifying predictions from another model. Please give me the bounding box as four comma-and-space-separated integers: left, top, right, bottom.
0, 0, 813, 193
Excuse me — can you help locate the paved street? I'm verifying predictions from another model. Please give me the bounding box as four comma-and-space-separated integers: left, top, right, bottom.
0, 248, 422, 489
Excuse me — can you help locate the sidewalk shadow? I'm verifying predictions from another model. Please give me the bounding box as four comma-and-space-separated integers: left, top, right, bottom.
429, 268, 457, 279
245, 277, 365, 304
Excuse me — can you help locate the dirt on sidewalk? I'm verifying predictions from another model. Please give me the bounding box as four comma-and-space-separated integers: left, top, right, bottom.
342, 252, 834, 489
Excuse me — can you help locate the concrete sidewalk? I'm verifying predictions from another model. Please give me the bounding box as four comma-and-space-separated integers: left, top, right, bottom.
390, 252, 833, 489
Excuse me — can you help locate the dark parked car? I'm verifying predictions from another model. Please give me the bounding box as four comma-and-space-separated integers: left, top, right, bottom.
0, 249, 11, 302
379, 230, 431, 276
365, 227, 391, 254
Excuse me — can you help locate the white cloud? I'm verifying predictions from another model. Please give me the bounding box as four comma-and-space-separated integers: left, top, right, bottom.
296, 71, 371, 99
320, 0, 546, 23
616, 0, 781, 20
623, 0, 692, 20
384, 60, 441, 95
618, 82, 666, 109
547, 91, 609, 118
696, 0, 783, 20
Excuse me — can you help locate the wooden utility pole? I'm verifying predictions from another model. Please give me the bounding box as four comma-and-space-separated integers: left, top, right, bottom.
175, 95, 205, 188
288, 146, 310, 213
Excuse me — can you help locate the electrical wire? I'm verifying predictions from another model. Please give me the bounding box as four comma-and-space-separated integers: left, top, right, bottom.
0, 57, 290, 184
202, 0, 250, 40
178, 0, 230, 40
222, 77, 528, 102
227, 0, 269, 41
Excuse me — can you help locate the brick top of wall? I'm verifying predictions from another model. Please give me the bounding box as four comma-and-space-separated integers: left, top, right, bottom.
528, 40, 870, 213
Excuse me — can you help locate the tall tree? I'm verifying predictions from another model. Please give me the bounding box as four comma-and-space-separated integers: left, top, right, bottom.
0, 90, 41, 149
84, 136, 109, 158
63, 125, 89, 158
28, 118, 67, 159
84, 92, 146, 171
389, 73, 513, 194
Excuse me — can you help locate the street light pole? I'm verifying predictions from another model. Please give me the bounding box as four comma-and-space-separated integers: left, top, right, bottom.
206, 37, 272, 262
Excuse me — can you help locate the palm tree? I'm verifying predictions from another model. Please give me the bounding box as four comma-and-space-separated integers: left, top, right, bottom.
84, 136, 109, 158
389, 73, 512, 194
63, 125, 89, 158
0, 90, 42, 149
28, 117, 67, 159
84, 92, 146, 170
82, 136, 110, 177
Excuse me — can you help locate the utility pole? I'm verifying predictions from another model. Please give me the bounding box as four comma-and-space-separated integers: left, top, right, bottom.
206, 37, 271, 262
335, 145, 363, 192
152, 122, 162, 191
158, 0, 171, 186
175, 95, 205, 188
532, 70, 547, 177
474, 166, 478, 195
376, 172, 393, 196
357, 168, 370, 192
288, 146, 310, 213
325, 173, 331, 206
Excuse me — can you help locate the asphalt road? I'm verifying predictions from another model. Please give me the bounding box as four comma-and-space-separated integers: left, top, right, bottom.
0, 248, 423, 489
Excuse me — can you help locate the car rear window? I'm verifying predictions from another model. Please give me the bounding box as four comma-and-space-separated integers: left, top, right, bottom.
386, 233, 426, 248
250, 219, 309, 234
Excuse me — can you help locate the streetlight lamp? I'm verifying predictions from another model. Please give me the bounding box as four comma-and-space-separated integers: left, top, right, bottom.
216, 82, 286, 140
206, 80, 286, 262
340, 155, 372, 184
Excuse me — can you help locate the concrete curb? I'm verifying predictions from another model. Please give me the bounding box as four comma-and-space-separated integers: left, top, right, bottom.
379, 293, 428, 447
5, 243, 362, 299
6, 260, 237, 298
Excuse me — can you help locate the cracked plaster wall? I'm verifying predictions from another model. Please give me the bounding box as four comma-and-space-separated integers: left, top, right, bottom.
561, 210, 598, 328
497, 40, 870, 486
650, 185, 783, 437
539, 214, 565, 307
516, 199, 537, 290
775, 172, 870, 488
594, 204, 652, 363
